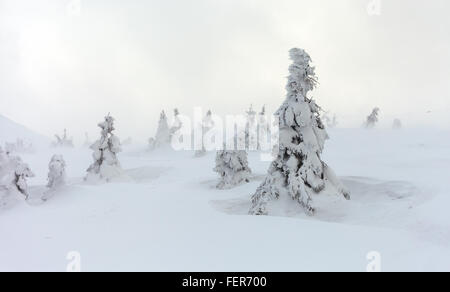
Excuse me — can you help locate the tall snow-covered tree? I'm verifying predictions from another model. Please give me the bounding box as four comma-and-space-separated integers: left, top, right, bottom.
365, 108, 380, 129
249, 48, 350, 216
86, 114, 122, 182
214, 148, 252, 189
47, 155, 66, 189
149, 111, 171, 150
195, 110, 214, 157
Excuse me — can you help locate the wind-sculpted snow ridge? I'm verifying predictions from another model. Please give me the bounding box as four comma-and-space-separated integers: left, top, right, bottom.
212, 176, 428, 229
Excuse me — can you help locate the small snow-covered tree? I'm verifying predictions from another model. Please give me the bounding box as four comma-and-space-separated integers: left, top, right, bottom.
0, 149, 8, 205
4, 142, 15, 154
365, 108, 380, 129
149, 111, 171, 150
170, 108, 184, 147
195, 110, 214, 157
83, 132, 91, 148
245, 105, 258, 150
170, 108, 183, 135
260, 105, 266, 116
0, 146, 10, 181
0, 146, 7, 168
249, 48, 350, 216
0, 147, 11, 205
86, 114, 122, 182
13, 157, 34, 199
47, 155, 66, 189
122, 137, 133, 146
52, 129, 74, 148
323, 112, 338, 128
0, 155, 35, 201
214, 148, 252, 189
392, 119, 402, 130
5, 139, 34, 154
0, 147, 9, 198
257, 105, 271, 150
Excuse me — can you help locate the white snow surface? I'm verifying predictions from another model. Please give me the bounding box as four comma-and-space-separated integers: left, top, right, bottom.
1, 128, 450, 272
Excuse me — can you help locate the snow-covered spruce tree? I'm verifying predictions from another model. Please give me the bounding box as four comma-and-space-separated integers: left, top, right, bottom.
0, 147, 9, 205
47, 155, 66, 190
14, 157, 34, 199
5, 139, 34, 154
0, 146, 8, 203
214, 147, 252, 189
122, 137, 133, 145
86, 114, 122, 182
323, 112, 338, 128
249, 48, 350, 216
0, 146, 7, 169
83, 132, 91, 148
195, 110, 214, 157
0, 147, 13, 205
257, 105, 271, 150
258, 105, 267, 129
149, 111, 171, 150
365, 108, 380, 129
0, 155, 35, 200
52, 129, 74, 148
0, 147, 9, 197
4, 142, 15, 153
330, 115, 338, 128
170, 108, 184, 147
392, 119, 402, 130
170, 108, 182, 134
245, 105, 258, 150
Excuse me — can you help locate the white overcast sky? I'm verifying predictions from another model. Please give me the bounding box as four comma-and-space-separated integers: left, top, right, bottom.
1, 0, 449, 140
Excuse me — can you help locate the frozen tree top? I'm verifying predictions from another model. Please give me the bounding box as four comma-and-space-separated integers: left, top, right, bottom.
285, 48, 317, 100
246, 105, 256, 116
99, 115, 116, 136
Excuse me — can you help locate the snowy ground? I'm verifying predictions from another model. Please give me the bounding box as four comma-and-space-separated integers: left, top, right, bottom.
1, 128, 450, 272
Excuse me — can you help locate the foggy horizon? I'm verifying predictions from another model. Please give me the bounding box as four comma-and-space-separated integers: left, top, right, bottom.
1, 0, 450, 140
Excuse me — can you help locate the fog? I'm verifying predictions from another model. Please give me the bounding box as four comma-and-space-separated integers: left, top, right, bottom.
1, 0, 449, 141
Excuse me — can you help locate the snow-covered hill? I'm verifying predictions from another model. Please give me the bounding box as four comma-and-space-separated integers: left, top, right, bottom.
1, 128, 450, 271
0, 114, 49, 147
